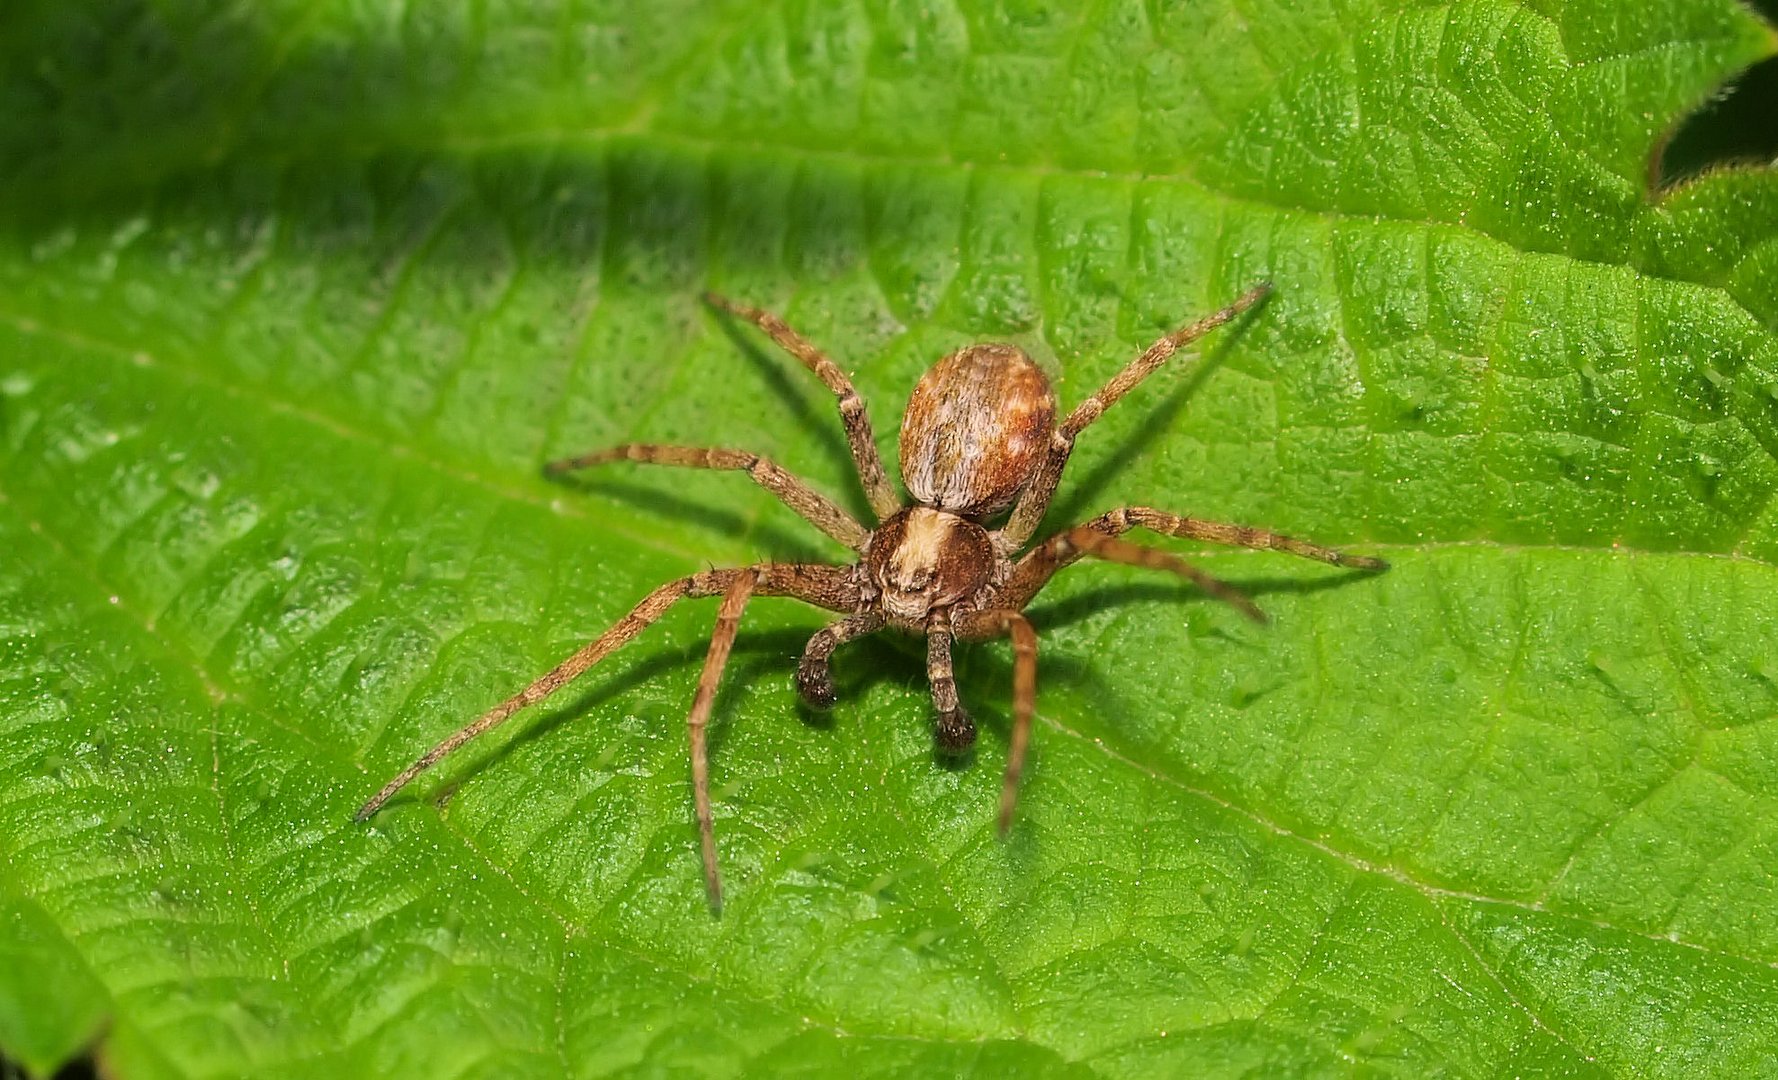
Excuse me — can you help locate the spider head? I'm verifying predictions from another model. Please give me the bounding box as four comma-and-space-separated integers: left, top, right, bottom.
866, 508, 994, 621
899, 343, 1057, 519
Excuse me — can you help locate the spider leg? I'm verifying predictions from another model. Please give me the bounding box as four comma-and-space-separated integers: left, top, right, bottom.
546, 444, 870, 551
1007, 527, 1266, 622
996, 283, 1272, 551
1113, 507, 1387, 569
688, 572, 757, 911
954, 609, 1038, 834
1003, 506, 1386, 612
354, 563, 861, 823
796, 612, 886, 709
925, 621, 974, 751
704, 292, 902, 521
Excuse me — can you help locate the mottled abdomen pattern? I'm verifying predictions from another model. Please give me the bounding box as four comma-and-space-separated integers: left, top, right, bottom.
899, 343, 1057, 517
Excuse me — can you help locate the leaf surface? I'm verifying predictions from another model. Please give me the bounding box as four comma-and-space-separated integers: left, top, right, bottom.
2, 1, 1777, 1076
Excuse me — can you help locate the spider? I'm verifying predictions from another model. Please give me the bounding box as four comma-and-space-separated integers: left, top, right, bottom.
356, 282, 1386, 909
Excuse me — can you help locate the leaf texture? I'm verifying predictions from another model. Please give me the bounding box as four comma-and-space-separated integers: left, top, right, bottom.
1, 1, 1776, 1076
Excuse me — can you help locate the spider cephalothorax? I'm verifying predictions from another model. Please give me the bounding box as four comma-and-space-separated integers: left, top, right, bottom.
865, 507, 995, 624
357, 283, 1386, 910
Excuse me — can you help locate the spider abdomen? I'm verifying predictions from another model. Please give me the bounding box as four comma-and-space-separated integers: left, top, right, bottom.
899, 344, 1057, 517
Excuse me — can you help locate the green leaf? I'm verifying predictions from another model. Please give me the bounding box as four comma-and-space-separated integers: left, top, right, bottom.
3, 1, 1777, 1076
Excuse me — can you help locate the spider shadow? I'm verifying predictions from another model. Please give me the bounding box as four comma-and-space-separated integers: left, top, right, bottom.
1043, 303, 1265, 530
786, 631, 928, 728
423, 616, 976, 814
932, 568, 1385, 776
425, 625, 828, 810
544, 472, 835, 565
744, 630, 1015, 775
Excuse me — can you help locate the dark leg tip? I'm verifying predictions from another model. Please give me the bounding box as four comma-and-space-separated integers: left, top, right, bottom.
1340, 553, 1390, 571
935, 708, 976, 753
795, 665, 838, 710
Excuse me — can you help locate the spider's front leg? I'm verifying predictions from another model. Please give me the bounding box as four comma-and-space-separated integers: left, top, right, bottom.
687, 572, 756, 911
356, 561, 863, 912
353, 566, 754, 823
953, 608, 1039, 833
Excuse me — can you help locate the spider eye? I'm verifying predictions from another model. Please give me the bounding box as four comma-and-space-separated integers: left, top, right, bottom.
886, 568, 935, 597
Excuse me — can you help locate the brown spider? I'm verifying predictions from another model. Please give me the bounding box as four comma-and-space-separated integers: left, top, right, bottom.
356, 283, 1386, 909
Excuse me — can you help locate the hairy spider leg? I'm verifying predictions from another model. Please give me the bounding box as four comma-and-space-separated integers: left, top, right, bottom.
705, 292, 903, 521
545, 444, 870, 551
925, 623, 974, 751
1009, 528, 1268, 622
355, 564, 861, 823
796, 612, 886, 710
1111, 508, 1388, 568
954, 609, 1039, 834
996, 282, 1273, 552
1003, 506, 1388, 611
689, 572, 757, 911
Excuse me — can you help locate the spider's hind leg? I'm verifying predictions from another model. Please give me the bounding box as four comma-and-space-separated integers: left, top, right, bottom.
995, 284, 1273, 551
